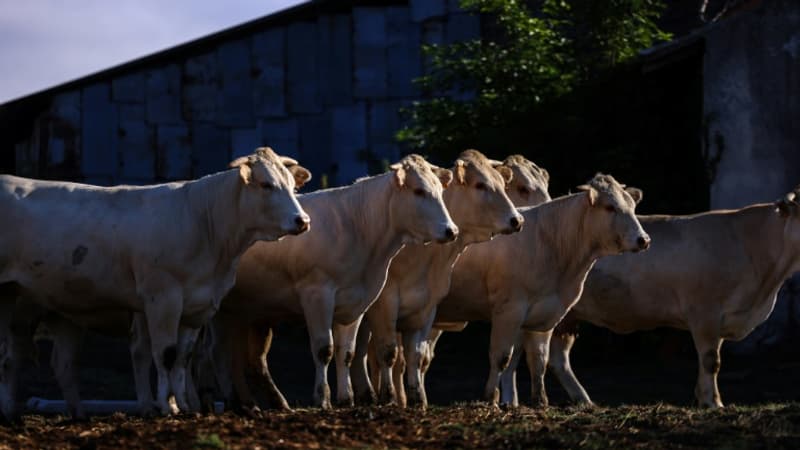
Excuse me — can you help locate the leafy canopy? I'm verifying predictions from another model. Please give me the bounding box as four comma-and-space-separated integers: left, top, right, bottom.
397, 0, 671, 157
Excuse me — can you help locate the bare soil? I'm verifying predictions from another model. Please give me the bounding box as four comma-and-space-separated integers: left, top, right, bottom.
3, 402, 800, 449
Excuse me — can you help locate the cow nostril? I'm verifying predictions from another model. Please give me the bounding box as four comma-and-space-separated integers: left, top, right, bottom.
445, 227, 456, 240
637, 236, 650, 249
510, 216, 523, 230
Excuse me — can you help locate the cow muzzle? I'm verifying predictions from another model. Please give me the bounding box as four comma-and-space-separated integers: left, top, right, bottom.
635, 234, 651, 252
290, 214, 311, 235
437, 224, 459, 243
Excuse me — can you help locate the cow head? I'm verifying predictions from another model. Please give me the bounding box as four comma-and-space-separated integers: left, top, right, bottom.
229, 147, 311, 239
498, 155, 551, 207
577, 174, 650, 254
443, 149, 524, 241
388, 154, 458, 244
776, 188, 800, 247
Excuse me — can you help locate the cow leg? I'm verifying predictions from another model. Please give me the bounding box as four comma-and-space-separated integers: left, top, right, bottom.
367, 336, 381, 392
419, 328, 443, 388
351, 320, 376, 405
485, 303, 526, 406
191, 324, 218, 414
229, 324, 260, 415
333, 316, 363, 407
249, 326, 290, 411
300, 289, 335, 409
499, 335, 522, 407
548, 332, 593, 405
367, 312, 402, 406
403, 329, 431, 408
524, 330, 551, 408
0, 291, 20, 424
690, 327, 724, 408
167, 325, 200, 413
393, 341, 407, 407
47, 315, 86, 420
130, 313, 157, 416
142, 288, 182, 415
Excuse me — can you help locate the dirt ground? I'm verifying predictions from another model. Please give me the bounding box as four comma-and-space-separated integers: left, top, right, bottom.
7, 323, 800, 448
3, 402, 800, 449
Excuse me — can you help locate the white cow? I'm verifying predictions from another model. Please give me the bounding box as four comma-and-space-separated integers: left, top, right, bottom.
434, 174, 650, 405
0, 147, 311, 420
208, 154, 458, 410
506, 186, 800, 408
354, 154, 549, 408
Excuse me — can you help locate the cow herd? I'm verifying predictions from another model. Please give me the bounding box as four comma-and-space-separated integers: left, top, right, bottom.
0, 146, 797, 424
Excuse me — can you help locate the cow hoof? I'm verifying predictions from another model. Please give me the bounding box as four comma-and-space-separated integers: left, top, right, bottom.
356, 390, 378, 406
531, 396, 549, 409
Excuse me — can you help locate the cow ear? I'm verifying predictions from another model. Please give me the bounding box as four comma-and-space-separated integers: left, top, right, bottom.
288, 165, 312, 189
537, 167, 550, 184
229, 156, 250, 168
577, 184, 597, 206
494, 165, 513, 185
280, 156, 299, 167
391, 163, 406, 188
454, 159, 467, 185
238, 164, 253, 185
434, 167, 453, 188
626, 187, 643, 204
777, 192, 796, 217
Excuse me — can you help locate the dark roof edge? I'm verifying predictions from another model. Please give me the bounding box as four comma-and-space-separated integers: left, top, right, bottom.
0, 0, 406, 109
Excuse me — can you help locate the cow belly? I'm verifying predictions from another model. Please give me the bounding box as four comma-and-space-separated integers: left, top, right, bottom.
522, 295, 569, 332
720, 292, 779, 341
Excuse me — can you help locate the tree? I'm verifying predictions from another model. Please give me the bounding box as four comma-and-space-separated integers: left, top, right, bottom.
396, 0, 671, 159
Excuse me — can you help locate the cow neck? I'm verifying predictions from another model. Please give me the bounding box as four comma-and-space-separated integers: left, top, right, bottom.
187, 169, 253, 271
736, 203, 799, 290
442, 186, 490, 245
325, 172, 407, 267
528, 192, 598, 286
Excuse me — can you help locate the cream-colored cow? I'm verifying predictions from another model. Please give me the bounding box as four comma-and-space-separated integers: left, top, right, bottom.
0, 147, 310, 420
359, 154, 550, 408
507, 186, 800, 408
434, 174, 650, 405
208, 154, 458, 410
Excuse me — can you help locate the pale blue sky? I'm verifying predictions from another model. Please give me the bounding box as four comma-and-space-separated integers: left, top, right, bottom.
0, 0, 304, 103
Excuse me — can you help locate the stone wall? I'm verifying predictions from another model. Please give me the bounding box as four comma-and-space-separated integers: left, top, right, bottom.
703, 0, 800, 352
13, 0, 480, 189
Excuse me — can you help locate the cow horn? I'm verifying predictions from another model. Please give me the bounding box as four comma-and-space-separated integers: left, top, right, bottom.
786, 192, 796, 203
280, 156, 299, 167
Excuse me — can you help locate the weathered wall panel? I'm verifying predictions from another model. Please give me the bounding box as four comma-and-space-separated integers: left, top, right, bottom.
410, 0, 446, 22
317, 15, 353, 106
287, 22, 321, 113
387, 7, 422, 98
299, 114, 332, 189
183, 52, 219, 122
192, 124, 230, 176
118, 120, 154, 180
252, 28, 287, 117
112, 72, 145, 103
146, 64, 182, 125
82, 83, 118, 180
261, 119, 299, 159
156, 125, 191, 180
331, 103, 368, 183
354, 8, 388, 98
231, 128, 261, 158
217, 40, 255, 127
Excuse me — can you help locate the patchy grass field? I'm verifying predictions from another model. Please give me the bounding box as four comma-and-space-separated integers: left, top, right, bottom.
3, 402, 800, 449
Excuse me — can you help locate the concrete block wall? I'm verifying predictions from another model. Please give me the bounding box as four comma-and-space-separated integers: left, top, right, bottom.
15, 1, 480, 189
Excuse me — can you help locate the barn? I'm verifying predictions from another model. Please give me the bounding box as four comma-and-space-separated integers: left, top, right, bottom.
0, 0, 480, 189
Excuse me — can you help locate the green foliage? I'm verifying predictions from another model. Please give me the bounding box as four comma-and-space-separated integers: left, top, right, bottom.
397, 0, 672, 158
194, 433, 227, 449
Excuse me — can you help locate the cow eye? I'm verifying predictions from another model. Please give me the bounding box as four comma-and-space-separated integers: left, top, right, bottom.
475, 182, 487, 191
260, 182, 275, 190
605, 205, 615, 213
413, 188, 426, 197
